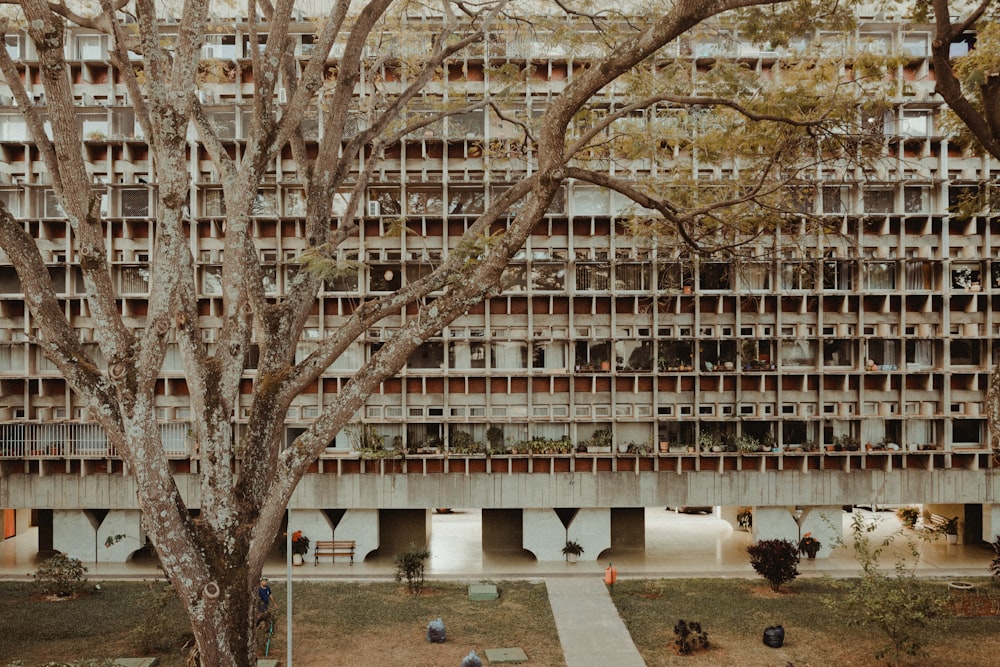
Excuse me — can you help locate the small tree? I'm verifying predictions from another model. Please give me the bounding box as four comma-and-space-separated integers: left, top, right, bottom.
394, 543, 431, 594
32, 553, 88, 598
746, 539, 800, 592
828, 513, 947, 664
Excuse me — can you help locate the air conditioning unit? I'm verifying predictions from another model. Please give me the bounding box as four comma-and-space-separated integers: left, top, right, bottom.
367, 201, 380, 217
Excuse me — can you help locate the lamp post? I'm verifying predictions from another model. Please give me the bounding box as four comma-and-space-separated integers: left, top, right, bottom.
286, 509, 293, 667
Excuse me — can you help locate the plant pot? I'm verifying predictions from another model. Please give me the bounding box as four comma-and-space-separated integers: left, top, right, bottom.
292, 553, 304, 566
566, 553, 578, 564
947, 534, 958, 545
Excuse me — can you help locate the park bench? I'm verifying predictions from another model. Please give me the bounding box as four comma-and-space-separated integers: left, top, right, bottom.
314, 539, 356, 565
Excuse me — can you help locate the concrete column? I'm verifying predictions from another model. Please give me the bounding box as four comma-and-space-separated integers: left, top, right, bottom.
750, 506, 798, 544
524, 508, 611, 561
796, 506, 841, 559
336, 509, 379, 563
981, 505, 1000, 544
53, 509, 144, 563
53, 509, 98, 562
95, 510, 142, 563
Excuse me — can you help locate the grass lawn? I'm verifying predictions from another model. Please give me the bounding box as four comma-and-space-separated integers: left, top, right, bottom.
612, 577, 1000, 666
0, 580, 563, 667
5, 576, 1000, 666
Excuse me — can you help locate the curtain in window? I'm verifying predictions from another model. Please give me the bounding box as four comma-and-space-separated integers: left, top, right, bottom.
860, 420, 885, 447
908, 420, 932, 446
742, 263, 770, 290
492, 342, 526, 369
905, 261, 930, 290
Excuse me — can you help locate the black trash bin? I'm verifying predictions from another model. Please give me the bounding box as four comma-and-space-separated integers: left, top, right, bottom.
763, 625, 785, 648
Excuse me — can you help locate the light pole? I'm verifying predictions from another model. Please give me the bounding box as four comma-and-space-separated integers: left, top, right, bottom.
286, 509, 293, 666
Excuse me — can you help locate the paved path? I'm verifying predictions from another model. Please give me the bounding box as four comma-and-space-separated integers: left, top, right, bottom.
546, 577, 646, 667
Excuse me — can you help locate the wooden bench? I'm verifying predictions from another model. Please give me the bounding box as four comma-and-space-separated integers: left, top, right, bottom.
314, 540, 356, 565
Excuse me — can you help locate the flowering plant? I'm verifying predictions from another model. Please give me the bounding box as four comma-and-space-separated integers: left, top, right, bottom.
290, 530, 311, 556
798, 533, 821, 556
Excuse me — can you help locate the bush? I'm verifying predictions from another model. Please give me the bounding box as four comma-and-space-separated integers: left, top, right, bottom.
746, 539, 800, 592
828, 513, 947, 663
132, 575, 182, 653
394, 543, 430, 594
672, 619, 709, 655
32, 553, 88, 598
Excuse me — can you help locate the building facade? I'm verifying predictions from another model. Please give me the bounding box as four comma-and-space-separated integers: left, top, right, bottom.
1, 8, 1000, 563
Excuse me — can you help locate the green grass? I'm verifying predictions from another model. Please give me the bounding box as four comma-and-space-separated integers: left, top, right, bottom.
5, 577, 1000, 667
0, 580, 563, 667
612, 577, 1000, 666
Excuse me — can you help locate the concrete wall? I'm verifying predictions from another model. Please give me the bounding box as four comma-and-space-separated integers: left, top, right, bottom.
8, 468, 1000, 510
611, 508, 645, 552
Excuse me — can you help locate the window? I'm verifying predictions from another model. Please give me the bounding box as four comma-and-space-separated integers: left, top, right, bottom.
576, 262, 610, 290
822, 186, 846, 214
780, 261, 814, 290
863, 188, 893, 214
407, 342, 445, 369
823, 339, 853, 367
615, 263, 649, 290
450, 341, 487, 369
119, 188, 149, 217
864, 261, 896, 290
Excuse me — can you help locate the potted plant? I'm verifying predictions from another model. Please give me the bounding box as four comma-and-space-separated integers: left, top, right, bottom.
798, 532, 821, 559
290, 530, 310, 565
562, 539, 584, 563
896, 506, 920, 529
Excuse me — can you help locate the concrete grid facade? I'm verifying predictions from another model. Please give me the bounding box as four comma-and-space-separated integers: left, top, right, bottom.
2, 7, 1000, 563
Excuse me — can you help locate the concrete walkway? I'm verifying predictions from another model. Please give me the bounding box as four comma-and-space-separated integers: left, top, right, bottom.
546, 577, 646, 667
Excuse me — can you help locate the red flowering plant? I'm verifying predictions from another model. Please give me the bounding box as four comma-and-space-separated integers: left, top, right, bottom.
290, 530, 311, 556
798, 532, 821, 557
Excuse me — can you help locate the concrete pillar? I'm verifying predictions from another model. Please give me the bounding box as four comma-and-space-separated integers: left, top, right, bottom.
524, 508, 611, 561
796, 506, 841, 559
53, 509, 98, 562
336, 509, 379, 563
53, 509, 143, 563
982, 505, 1000, 543
378, 509, 430, 556
95, 510, 142, 563
750, 506, 798, 544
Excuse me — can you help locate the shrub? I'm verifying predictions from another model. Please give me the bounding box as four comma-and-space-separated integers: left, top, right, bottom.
746, 539, 800, 592
827, 513, 947, 664
32, 553, 88, 598
394, 543, 430, 594
672, 619, 709, 655
132, 575, 183, 653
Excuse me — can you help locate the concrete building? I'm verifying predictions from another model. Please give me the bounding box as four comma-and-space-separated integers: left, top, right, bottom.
2, 7, 1000, 565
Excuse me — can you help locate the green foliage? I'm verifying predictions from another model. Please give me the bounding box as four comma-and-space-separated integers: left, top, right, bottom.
746, 539, 800, 592
393, 543, 430, 594
562, 540, 583, 556
131, 574, 182, 653
33, 554, 88, 598
672, 619, 709, 655
826, 513, 948, 664
486, 425, 505, 453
